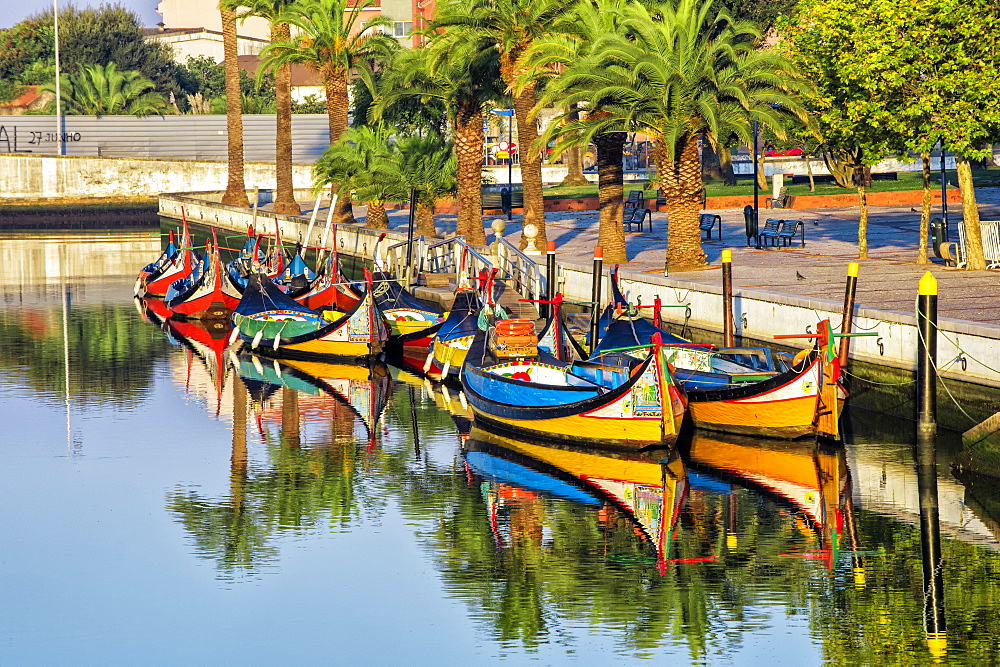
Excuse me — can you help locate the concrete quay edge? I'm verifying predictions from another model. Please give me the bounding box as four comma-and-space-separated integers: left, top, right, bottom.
160, 193, 1000, 388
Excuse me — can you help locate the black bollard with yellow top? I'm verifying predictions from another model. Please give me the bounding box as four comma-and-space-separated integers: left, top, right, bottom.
917, 271, 938, 437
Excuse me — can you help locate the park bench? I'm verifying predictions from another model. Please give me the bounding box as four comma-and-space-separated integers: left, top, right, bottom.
775, 219, 805, 247
791, 174, 836, 185
624, 190, 645, 210
623, 206, 652, 232
758, 218, 784, 246
765, 186, 789, 209
699, 213, 722, 240
871, 172, 898, 181
482, 187, 523, 213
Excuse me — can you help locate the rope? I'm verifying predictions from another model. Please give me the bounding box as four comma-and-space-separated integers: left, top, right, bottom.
843, 370, 917, 387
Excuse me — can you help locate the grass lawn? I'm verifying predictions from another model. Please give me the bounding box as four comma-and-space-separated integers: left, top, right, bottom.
541, 167, 1000, 199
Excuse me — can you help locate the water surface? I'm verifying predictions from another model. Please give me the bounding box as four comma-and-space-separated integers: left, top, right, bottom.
2, 228, 999, 664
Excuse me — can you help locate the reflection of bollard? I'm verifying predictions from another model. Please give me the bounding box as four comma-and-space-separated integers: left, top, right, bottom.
589, 246, 604, 353
917, 427, 947, 660
722, 249, 734, 347
839, 262, 859, 367
545, 241, 556, 321
917, 271, 938, 437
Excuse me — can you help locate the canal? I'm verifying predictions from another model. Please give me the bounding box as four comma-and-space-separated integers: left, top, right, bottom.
2, 224, 1000, 664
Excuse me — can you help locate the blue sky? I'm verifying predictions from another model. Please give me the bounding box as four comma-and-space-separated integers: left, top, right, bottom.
1, 1, 162, 29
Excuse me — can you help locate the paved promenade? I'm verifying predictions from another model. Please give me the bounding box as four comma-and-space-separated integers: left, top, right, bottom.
359, 187, 1000, 328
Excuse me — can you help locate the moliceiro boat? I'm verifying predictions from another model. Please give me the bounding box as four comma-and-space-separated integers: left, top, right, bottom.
462, 334, 686, 450
232, 272, 388, 360
685, 320, 843, 440
163, 237, 240, 320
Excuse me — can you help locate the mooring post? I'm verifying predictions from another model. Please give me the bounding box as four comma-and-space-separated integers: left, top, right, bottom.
405, 187, 418, 285
589, 246, 604, 352
917, 426, 947, 660
838, 262, 859, 367
545, 241, 557, 321
722, 249, 734, 347
917, 271, 938, 437
653, 296, 663, 329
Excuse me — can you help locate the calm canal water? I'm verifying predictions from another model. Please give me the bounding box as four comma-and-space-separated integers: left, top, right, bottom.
2, 226, 1000, 664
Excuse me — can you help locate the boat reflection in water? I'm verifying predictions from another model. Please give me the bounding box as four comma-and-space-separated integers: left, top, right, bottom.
683, 432, 856, 570
234, 353, 392, 445
462, 426, 857, 574
464, 428, 695, 571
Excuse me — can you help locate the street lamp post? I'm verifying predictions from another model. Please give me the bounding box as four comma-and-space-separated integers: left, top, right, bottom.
491, 108, 515, 220
54, 0, 64, 156
752, 119, 759, 226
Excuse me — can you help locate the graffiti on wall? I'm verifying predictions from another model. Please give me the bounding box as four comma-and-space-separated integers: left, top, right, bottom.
0, 125, 82, 153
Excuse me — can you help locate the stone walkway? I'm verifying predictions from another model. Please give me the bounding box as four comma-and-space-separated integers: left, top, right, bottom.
281, 187, 1000, 328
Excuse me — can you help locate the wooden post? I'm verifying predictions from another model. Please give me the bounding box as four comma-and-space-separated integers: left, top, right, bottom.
589, 246, 604, 352
545, 241, 557, 321
838, 262, 859, 367
722, 249, 734, 347
917, 271, 938, 437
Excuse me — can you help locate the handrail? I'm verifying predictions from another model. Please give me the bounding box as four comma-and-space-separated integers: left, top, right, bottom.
495, 237, 545, 304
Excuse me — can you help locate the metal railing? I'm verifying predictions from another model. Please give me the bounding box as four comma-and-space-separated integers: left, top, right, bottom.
495, 237, 545, 304
955, 220, 1000, 269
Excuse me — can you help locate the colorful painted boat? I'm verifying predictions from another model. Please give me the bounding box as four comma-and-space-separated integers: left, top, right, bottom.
163, 237, 240, 320
232, 271, 388, 360
685, 320, 842, 440
423, 287, 482, 381
135, 220, 195, 299
370, 271, 444, 351
461, 334, 686, 449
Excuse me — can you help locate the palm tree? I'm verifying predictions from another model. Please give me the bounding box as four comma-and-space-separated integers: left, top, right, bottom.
523, 0, 632, 264
220, 6, 249, 207
222, 0, 300, 215
43, 62, 167, 116
431, 0, 571, 249
261, 0, 396, 224
314, 125, 408, 229
542, 0, 803, 272
395, 133, 457, 238
373, 45, 504, 244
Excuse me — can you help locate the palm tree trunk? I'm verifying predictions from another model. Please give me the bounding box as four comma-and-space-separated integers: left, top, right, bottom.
559, 104, 589, 186
220, 8, 248, 208
719, 145, 736, 186
513, 85, 546, 249
324, 70, 356, 225
658, 135, 707, 272
918, 152, 931, 264
415, 201, 437, 238
594, 132, 627, 265
271, 23, 300, 216
454, 107, 487, 245
956, 154, 987, 270
366, 202, 389, 229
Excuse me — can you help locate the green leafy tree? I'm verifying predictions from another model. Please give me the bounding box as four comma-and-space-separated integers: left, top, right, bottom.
431, 0, 570, 250
41, 62, 167, 116
524, 0, 633, 264
260, 0, 397, 224
782, 0, 1000, 268
395, 133, 458, 238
